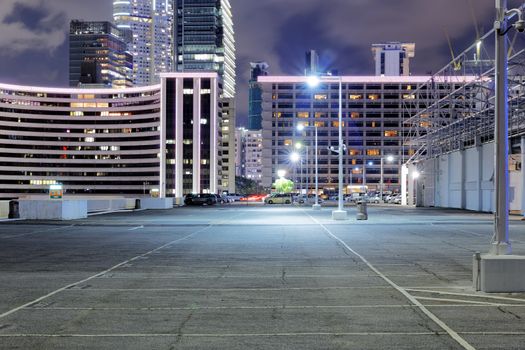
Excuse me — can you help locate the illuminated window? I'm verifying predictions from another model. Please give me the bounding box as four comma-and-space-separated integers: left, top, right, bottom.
284, 139, 293, 146
384, 130, 398, 137
350, 112, 360, 119
349, 149, 360, 156
332, 121, 345, 127
352, 159, 357, 165
349, 94, 362, 100
315, 112, 326, 118
273, 112, 282, 118
367, 149, 380, 156
314, 121, 325, 127
368, 94, 379, 100
297, 112, 309, 118
402, 94, 416, 100
314, 94, 327, 100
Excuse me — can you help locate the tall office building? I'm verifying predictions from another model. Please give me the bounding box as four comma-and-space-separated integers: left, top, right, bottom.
235, 128, 263, 183
113, 0, 173, 85
305, 50, 319, 76
248, 62, 269, 130
69, 20, 133, 88
174, 0, 237, 193
174, 0, 236, 99
371, 42, 415, 76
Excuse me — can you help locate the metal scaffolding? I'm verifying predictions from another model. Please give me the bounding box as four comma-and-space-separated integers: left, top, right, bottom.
403, 25, 525, 163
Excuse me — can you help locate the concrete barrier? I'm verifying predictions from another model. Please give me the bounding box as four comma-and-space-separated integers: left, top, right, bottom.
140, 197, 174, 209
19, 200, 87, 220
0, 201, 9, 219
87, 198, 137, 213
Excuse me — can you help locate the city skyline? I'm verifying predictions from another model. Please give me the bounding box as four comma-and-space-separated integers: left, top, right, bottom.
0, 0, 507, 125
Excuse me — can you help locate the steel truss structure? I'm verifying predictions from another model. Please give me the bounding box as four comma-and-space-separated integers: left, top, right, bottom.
403, 25, 525, 163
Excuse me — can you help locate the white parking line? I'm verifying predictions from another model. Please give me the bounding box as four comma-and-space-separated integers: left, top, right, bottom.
0, 225, 75, 239
406, 288, 525, 303
0, 226, 210, 321
127, 225, 144, 231
303, 211, 476, 350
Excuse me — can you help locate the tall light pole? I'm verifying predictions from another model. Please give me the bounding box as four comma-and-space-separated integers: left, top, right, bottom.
308, 75, 346, 220
380, 155, 394, 201
492, 0, 524, 254
298, 123, 320, 210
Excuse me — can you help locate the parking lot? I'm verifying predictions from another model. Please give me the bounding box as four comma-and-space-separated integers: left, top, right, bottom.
0, 205, 524, 349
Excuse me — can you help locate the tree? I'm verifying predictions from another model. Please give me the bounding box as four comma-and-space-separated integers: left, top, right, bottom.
274, 177, 294, 193
235, 176, 263, 194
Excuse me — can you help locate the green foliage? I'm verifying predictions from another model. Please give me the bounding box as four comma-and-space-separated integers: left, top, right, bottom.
235, 176, 263, 194
274, 177, 294, 193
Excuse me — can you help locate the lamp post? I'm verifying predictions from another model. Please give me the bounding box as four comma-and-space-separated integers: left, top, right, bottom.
298, 123, 320, 209
290, 151, 300, 195
308, 75, 346, 220
380, 155, 394, 201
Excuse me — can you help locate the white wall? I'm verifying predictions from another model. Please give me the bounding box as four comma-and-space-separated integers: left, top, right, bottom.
420, 142, 522, 213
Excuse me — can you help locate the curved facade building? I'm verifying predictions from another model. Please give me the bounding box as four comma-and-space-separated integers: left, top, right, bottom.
0, 73, 219, 199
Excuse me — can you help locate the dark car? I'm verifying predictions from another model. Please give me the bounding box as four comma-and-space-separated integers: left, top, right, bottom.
184, 193, 218, 206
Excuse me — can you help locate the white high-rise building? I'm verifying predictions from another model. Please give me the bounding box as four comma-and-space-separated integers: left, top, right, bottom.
372, 42, 415, 76
235, 128, 263, 183
113, 0, 173, 85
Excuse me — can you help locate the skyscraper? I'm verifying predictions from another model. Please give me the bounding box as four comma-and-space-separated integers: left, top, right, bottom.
371, 42, 415, 76
113, 0, 173, 85
69, 20, 133, 88
305, 49, 319, 76
174, 0, 237, 194
248, 62, 269, 130
174, 0, 236, 98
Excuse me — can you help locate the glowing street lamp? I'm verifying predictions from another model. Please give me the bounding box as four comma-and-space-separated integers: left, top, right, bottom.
308, 74, 346, 220
297, 122, 320, 210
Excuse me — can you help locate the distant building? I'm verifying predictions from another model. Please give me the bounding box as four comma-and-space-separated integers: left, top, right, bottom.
0, 73, 221, 199
69, 20, 133, 88
371, 42, 415, 76
248, 62, 269, 130
173, 0, 237, 193
113, 0, 173, 85
305, 50, 319, 76
235, 128, 263, 183
258, 75, 473, 194
174, 0, 236, 99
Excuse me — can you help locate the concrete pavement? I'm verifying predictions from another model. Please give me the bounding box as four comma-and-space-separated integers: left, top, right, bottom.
0, 205, 524, 349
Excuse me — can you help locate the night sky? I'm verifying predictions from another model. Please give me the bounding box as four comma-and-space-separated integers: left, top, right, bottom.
0, 0, 519, 126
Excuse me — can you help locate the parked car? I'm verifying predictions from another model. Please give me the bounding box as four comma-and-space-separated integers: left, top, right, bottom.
367, 195, 381, 204
391, 195, 402, 204
217, 194, 230, 204
264, 193, 293, 204
185, 193, 218, 206
227, 193, 244, 202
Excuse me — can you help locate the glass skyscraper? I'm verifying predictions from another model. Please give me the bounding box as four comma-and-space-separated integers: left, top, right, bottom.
113, 0, 173, 85
248, 62, 269, 130
69, 20, 133, 88
174, 0, 236, 98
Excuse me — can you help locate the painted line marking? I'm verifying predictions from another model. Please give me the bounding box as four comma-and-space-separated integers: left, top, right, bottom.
303, 211, 476, 350
414, 296, 509, 306
405, 288, 525, 303
0, 225, 75, 239
0, 332, 447, 338
127, 225, 144, 231
59, 286, 393, 292
0, 226, 210, 321
28, 303, 525, 311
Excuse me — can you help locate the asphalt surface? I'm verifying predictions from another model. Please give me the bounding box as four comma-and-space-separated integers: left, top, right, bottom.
0, 204, 524, 349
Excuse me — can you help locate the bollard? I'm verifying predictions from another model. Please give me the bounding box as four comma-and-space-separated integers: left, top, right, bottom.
8, 200, 19, 219
356, 200, 368, 220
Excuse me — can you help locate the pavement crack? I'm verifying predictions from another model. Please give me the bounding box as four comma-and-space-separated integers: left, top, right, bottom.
497, 306, 522, 320
281, 267, 287, 284
173, 311, 193, 345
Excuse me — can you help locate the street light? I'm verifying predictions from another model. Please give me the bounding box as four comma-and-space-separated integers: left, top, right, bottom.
380, 155, 395, 201
308, 75, 347, 220
277, 169, 286, 178
297, 122, 320, 210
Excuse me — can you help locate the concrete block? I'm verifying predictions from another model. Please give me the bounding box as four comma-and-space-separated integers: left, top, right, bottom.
19, 200, 87, 220
0, 201, 9, 219
141, 197, 173, 210
332, 210, 348, 220
477, 254, 525, 293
